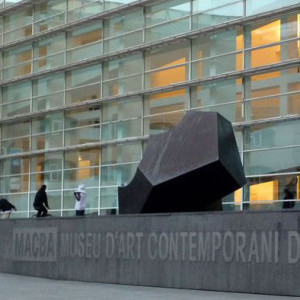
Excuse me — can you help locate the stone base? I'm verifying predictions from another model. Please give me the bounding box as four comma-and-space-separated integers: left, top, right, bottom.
1, 210, 300, 296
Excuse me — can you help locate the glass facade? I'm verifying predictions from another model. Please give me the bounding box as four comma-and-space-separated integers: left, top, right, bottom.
0, 0, 300, 217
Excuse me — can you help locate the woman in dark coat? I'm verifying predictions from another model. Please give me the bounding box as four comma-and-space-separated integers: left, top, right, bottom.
33, 185, 50, 217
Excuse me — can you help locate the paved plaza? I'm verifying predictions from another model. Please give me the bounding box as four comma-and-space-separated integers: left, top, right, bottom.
0, 273, 296, 300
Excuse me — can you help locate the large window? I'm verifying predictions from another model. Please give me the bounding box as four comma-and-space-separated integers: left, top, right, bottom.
33, 34, 66, 72
67, 0, 103, 22
67, 23, 103, 63
144, 89, 189, 135
3, 45, 32, 80
34, 0, 66, 33
4, 8, 32, 43
65, 106, 101, 146
102, 97, 143, 140
32, 72, 65, 111
66, 64, 101, 104
31, 112, 64, 151
192, 0, 243, 30
192, 28, 243, 80
145, 41, 189, 89
64, 148, 100, 189
104, 9, 143, 53
244, 67, 300, 121
103, 54, 143, 97
145, 0, 190, 42
2, 81, 31, 117
191, 78, 243, 123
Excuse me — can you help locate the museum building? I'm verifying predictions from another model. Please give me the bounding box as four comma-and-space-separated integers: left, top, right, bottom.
0, 0, 299, 217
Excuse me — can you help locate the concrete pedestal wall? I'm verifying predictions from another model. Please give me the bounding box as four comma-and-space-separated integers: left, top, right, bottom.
0, 211, 300, 296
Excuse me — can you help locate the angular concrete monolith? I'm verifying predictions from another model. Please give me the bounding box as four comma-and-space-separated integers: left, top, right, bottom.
119, 111, 246, 214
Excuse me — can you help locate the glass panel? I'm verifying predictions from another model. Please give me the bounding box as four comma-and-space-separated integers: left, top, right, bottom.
3, 44, 32, 67
0, 175, 29, 193
67, 23, 103, 63
104, 0, 134, 10
146, 17, 189, 43
104, 31, 143, 54
101, 142, 141, 165
193, 0, 239, 13
35, 0, 66, 21
2, 101, 31, 118
2, 121, 30, 139
191, 78, 242, 107
32, 112, 63, 134
101, 163, 138, 186
65, 127, 100, 146
102, 97, 142, 140
64, 148, 100, 169
4, 26, 32, 44
145, 42, 189, 89
192, 27, 243, 58
4, 7, 32, 32
33, 72, 65, 96
63, 167, 99, 189
144, 110, 184, 135
144, 89, 188, 135
67, 1, 103, 22
3, 81, 31, 104
244, 68, 300, 121
65, 106, 101, 129
146, 0, 190, 27
103, 53, 143, 80
103, 75, 142, 97
34, 13, 65, 33
244, 147, 300, 176
2, 137, 30, 154
100, 187, 118, 208
30, 171, 62, 192
192, 28, 243, 79
67, 41, 103, 63
33, 53, 65, 72
191, 78, 243, 122
104, 8, 143, 38
31, 132, 63, 151
246, 0, 300, 16
33, 92, 64, 112
244, 119, 300, 151
47, 191, 62, 211
146, 42, 189, 70
100, 208, 117, 215
66, 64, 101, 105
31, 152, 63, 172
0, 157, 29, 175
145, 64, 189, 89
68, 23, 103, 48
63, 191, 75, 210
144, 89, 188, 115
32, 73, 65, 111
192, 1, 243, 30
3, 45, 32, 79
3, 63, 32, 80
195, 102, 242, 123
33, 34, 66, 72
244, 174, 300, 210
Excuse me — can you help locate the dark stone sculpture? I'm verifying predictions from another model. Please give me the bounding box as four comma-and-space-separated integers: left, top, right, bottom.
118, 111, 246, 214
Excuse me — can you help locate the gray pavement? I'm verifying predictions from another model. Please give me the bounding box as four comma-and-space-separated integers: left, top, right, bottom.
0, 273, 298, 300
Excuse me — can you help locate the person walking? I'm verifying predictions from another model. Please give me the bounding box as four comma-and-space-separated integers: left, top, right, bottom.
282, 177, 298, 209
0, 197, 17, 219
33, 184, 50, 217
74, 183, 86, 216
